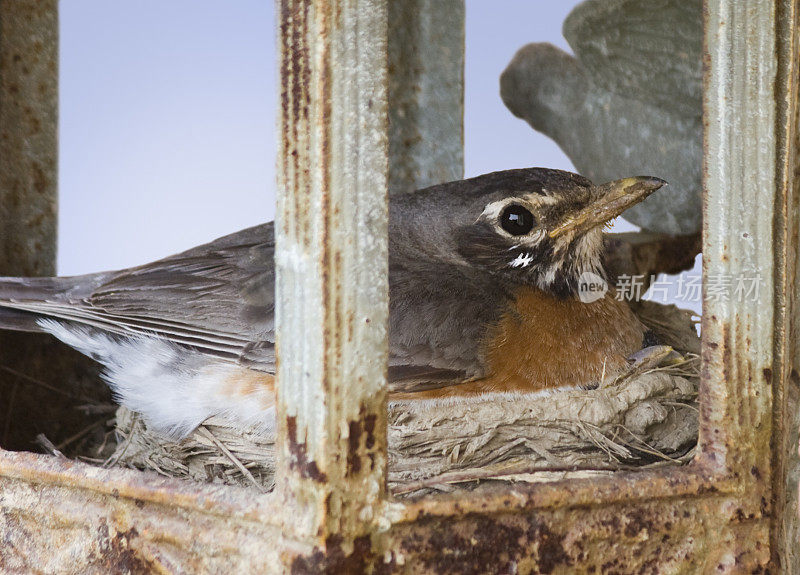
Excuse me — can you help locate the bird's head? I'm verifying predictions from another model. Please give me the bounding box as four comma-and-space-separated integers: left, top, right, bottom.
391, 168, 665, 299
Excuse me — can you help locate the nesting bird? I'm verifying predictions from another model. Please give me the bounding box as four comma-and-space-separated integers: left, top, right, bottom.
0, 168, 663, 437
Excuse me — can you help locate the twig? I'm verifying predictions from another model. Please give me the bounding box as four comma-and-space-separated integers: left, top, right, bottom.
56, 417, 110, 451
195, 426, 265, 492
36, 433, 65, 458
0, 365, 83, 399
104, 412, 139, 468
610, 424, 683, 463
75, 403, 118, 415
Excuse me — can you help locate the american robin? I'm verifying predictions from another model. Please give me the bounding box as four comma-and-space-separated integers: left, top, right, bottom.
0, 168, 663, 437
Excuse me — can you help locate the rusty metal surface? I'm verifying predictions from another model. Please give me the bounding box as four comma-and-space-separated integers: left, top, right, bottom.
275, 0, 391, 569
0, 451, 283, 573
701, 5, 791, 567
389, 494, 769, 573
770, 0, 800, 569
388, 0, 464, 195
0, 0, 57, 277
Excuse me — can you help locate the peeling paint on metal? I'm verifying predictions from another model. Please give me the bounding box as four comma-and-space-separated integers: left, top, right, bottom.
274, 0, 390, 567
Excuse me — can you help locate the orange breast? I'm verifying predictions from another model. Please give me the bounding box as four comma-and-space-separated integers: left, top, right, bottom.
480, 287, 644, 392
392, 287, 644, 399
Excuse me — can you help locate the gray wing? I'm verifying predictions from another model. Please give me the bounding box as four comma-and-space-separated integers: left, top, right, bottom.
0, 220, 477, 388
0, 223, 276, 371
87, 223, 275, 362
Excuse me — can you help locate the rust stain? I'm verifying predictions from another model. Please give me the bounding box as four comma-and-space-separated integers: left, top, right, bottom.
289, 534, 388, 575
364, 413, 377, 449
279, 0, 312, 243
392, 500, 773, 574
346, 406, 382, 477
398, 514, 572, 574
94, 524, 153, 574
347, 419, 362, 476
285, 415, 327, 482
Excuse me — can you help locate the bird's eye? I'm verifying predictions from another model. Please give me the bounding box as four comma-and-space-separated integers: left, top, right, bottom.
500, 204, 535, 235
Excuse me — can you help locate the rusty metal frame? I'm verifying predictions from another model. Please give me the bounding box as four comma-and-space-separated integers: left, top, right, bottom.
0, 0, 799, 572
274, 0, 391, 563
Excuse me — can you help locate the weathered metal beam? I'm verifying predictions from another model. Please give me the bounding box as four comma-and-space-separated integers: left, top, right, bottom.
390, 493, 770, 572
275, 0, 390, 570
387, 0, 464, 195
0, 0, 57, 276
701, 0, 791, 535
0, 451, 285, 572
770, 0, 800, 569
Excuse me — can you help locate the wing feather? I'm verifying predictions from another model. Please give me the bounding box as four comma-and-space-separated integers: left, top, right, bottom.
0, 221, 477, 385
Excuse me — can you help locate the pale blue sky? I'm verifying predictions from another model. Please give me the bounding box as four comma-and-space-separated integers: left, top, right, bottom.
59, 1, 276, 273
58, 1, 583, 274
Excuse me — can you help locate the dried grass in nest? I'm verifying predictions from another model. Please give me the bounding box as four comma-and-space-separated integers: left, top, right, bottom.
106, 303, 700, 496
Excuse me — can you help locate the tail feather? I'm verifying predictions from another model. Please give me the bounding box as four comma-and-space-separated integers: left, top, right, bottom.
0, 307, 46, 332
0, 273, 111, 332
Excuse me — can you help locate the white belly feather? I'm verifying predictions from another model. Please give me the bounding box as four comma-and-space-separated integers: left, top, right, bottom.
39, 319, 275, 439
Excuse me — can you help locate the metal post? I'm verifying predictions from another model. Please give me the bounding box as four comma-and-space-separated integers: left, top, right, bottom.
703, 0, 800, 569
0, 0, 67, 451
0, 0, 58, 277
388, 0, 464, 195
770, 0, 800, 569
275, 0, 390, 570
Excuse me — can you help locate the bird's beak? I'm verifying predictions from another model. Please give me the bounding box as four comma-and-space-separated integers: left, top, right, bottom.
548, 176, 666, 239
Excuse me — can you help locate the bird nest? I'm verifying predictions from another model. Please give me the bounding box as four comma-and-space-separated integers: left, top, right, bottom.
103, 301, 700, 496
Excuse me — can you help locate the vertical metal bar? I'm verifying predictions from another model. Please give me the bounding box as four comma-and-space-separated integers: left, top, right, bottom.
0, 0, 57, 276
771, 0, 800, 569
702, 0, 777, 464
388, 0, 464, 194
276, 0, 389, 570
0, 0, 60, 450
702, 0, 799, 567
